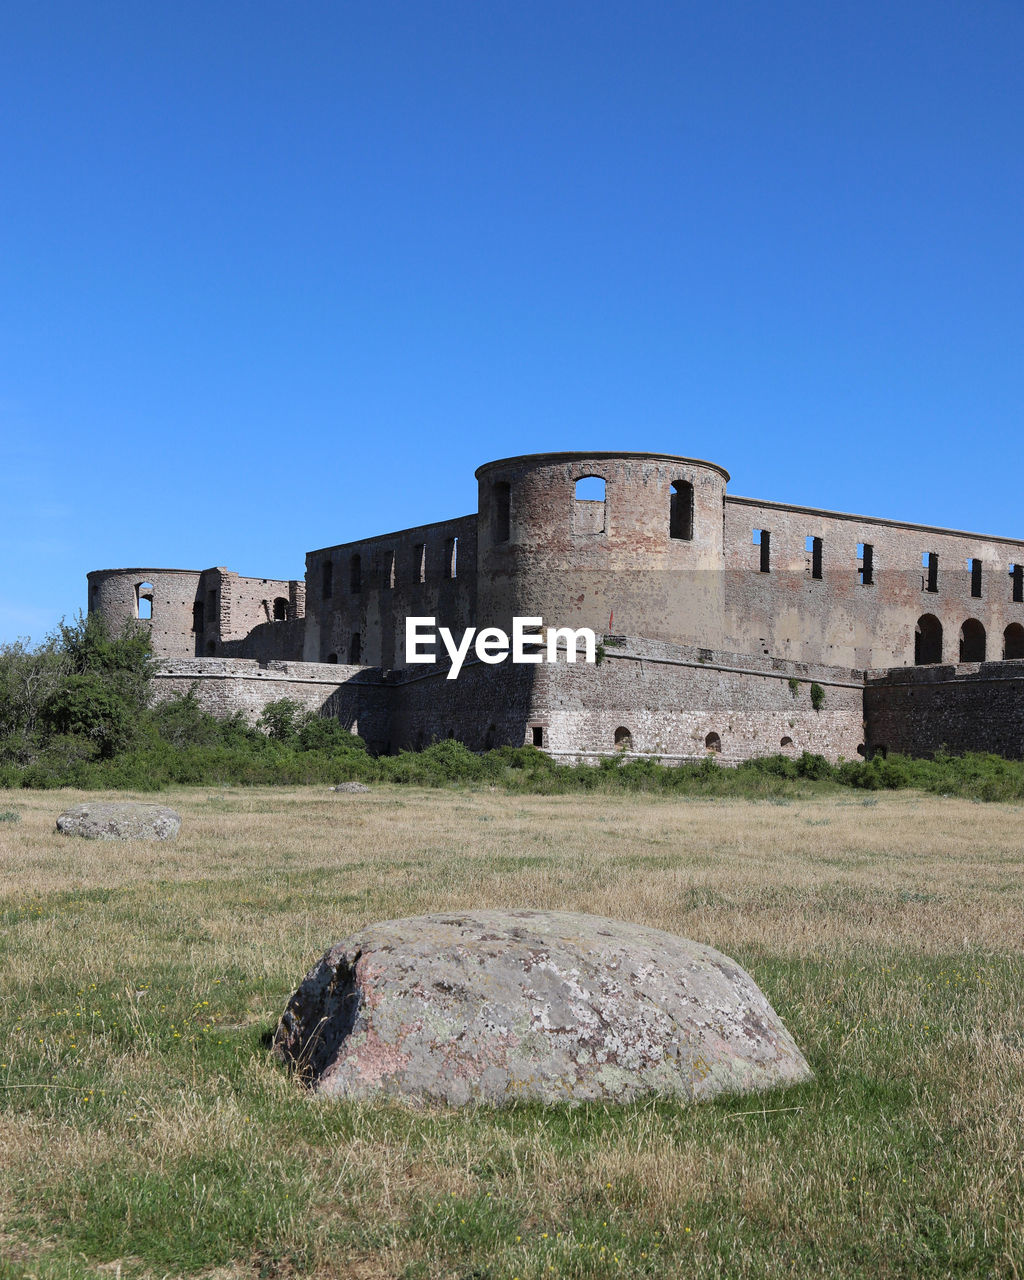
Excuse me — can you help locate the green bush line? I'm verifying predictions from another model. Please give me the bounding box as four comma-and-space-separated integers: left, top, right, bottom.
3, 722, 1024, 802
4, 616, 1024, 800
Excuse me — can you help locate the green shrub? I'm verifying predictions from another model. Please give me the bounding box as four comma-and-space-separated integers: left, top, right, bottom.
810, 682, 826, 711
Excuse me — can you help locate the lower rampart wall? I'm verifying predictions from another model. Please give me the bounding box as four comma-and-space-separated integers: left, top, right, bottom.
152, 659, 391, 752
539, 640, 866, 763
153, 642, 874, 763
864, 661, 1024, 759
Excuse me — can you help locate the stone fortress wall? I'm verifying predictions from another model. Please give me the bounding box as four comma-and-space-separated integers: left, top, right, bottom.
89, 451, 1024, 762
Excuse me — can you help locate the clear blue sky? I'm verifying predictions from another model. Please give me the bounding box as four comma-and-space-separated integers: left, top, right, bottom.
2, 1, 1021, 643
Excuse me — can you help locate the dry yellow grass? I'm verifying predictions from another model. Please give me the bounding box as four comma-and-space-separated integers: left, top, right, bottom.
1, 784, 1023, 1278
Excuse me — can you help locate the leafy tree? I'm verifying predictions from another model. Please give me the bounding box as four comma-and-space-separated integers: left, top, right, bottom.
0, 636, 69, 757
257, 698, 305, 742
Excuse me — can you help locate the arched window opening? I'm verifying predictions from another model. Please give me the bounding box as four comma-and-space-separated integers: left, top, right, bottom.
856, 744, 867, 757
670, 480, 694, 540
780, 736, 794, 748
914, 614, 943, 665
349, 632, 361, 664
349, 554, 361, 594
493, 481, 511, 543
136, 582, 154, 620
575, 476, 606, 534
326, 652, 338, 664
1003, 623, 1024, 660
613, 726, 632, 750
413, 543, 425, 584
386, 550, 396, 590
959, 618, 986, 663
445, 536, 458, 579
705, 732, 721, 753
273, 597, 289, 621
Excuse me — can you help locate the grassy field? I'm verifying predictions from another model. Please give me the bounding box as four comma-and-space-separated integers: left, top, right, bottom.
1, 784, 1023, 1279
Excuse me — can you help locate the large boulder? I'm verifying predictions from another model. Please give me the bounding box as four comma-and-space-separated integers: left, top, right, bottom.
56, 802, 181, 842
274, 910, 812, 1106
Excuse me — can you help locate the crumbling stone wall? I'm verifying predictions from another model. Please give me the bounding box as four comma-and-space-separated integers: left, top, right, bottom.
724, 496, 1024, 670
304, 514, 477, 668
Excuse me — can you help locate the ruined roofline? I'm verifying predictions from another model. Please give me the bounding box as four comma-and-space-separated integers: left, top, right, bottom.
87, 567, 208, 579
87, 566, 297, 584
307, 513, 477, 558
726, 494, 1024, 548
475, 451, 731, 482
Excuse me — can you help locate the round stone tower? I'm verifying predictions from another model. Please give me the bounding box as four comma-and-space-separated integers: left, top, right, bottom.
474, 452, 730, 649
87, 567, 205, 659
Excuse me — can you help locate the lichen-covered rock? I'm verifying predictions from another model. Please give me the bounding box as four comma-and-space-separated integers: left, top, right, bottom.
274, 910, 812, 1106
331, 782, 371, 793
55, 802, 181, 842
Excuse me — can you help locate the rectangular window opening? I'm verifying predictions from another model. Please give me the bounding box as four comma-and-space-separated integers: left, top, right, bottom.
753, 528, 770, 573
321, 561, 333, 600
670, 480, 694, 540
969, 557, 982, 598
414, 543, 426, 584
923, 552, 938, 593
444, 536, 458, 580
531, 726, 544, 747
858, 542, 874, 586
806, 535, 822, 580
1012, 563, 1023, 604
493, 482, 511, 543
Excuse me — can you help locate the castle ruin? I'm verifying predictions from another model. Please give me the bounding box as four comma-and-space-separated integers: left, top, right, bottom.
88, 451, 1024, 761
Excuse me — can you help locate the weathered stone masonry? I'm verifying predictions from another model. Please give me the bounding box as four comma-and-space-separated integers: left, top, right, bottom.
89, 451, 1024, 761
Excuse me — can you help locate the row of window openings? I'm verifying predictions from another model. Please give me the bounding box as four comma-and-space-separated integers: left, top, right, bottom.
752, 533, 1024, 600
914, 616, 1024, 664
136, 585, 291, 631
321, 538, 458, 600
491, 478, 695, 543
